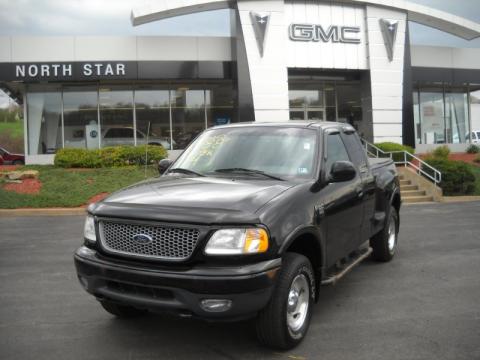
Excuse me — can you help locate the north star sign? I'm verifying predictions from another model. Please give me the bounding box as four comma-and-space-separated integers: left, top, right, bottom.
289, 24, 361, 44
15, 63, 127, 78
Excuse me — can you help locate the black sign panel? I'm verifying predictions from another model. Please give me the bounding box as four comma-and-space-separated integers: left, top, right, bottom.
0, 62, 138, 82
0, 61, 232, 82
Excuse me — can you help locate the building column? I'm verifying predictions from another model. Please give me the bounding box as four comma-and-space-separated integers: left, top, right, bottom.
236, 0, 290, 122
366, 6, 407, 144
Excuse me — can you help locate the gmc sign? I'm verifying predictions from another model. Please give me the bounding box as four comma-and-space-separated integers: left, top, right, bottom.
289, 24, 361, 44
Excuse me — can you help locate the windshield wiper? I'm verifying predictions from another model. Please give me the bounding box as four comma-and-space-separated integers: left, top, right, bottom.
168, 168, 205, 177
213, 168, 284, 181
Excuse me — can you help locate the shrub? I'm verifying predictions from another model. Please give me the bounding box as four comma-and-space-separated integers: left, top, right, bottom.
374, 142, 414, 162
423, 158, 476, 196
466, 144, 480, 154
431, 145, 450, 160
55, 145, 167, 168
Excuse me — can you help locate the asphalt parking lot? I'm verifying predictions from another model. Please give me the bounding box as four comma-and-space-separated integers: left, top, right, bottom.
1, 201, 479, 360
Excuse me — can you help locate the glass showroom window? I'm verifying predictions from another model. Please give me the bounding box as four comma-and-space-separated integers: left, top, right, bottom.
415, 84, 472, 145
469, 86, 480, 143
99, 88, 134, 147
336, 83, 363, 130
135, 88, 171, 150
324, 83, 336, 122
413, 89, 421, 144
26, 90, 62, 155
288, 85, 325, 121
206, 83, 234, 127
418, 86, 445, 144
171, 88, 205, 150
445, 86, 469, 144
63, 87, 99, 150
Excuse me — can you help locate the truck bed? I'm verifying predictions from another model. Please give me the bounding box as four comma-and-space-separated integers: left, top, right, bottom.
368, 157, 395, 172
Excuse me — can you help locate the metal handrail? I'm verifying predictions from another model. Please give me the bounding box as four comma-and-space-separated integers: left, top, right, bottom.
362, 140, 442, 186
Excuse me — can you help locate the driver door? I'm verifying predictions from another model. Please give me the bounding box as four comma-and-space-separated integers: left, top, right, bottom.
320, 130, 364, 267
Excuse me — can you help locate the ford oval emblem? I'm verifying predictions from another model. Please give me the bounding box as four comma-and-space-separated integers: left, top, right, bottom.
132, 234, 153, 244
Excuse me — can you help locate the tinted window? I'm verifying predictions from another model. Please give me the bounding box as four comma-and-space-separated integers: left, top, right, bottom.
136, 130, 144, 139
119, 128, 133, 137
104, 129, 116, 138
341, 133, 367, 168
325, 133, 350, 173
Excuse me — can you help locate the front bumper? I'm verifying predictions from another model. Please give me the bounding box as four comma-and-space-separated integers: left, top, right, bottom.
74, 246, 281, 320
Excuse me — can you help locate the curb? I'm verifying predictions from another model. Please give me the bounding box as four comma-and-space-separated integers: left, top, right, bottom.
403, 196, 480, 205
440, 196, 480, 203
0, 207, 86, 217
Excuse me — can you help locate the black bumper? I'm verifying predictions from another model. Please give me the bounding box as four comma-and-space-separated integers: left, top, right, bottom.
74, 246, 281, 320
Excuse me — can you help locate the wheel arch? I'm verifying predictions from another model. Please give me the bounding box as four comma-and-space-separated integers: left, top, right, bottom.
390, 188, 401, 226
278, 227, 325, 301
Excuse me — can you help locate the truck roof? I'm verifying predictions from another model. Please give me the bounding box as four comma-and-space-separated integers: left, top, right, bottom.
212, 121, 353, 131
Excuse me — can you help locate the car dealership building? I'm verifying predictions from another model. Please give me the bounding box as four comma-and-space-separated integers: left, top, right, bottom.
1, 0, 480, 164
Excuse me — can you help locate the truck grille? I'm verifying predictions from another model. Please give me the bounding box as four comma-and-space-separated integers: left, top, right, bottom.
99, 220, 200, 260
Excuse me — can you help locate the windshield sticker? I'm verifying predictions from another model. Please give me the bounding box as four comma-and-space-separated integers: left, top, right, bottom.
298, 167, 308, 174
304, 143, 311, 150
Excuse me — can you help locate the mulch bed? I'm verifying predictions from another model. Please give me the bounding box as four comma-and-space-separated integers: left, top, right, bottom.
3, 178, 42, 194
448, 153, 479, 166
0, 165, 21, 172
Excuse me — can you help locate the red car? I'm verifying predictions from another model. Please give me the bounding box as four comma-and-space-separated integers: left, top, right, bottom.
0, 147, 24, 165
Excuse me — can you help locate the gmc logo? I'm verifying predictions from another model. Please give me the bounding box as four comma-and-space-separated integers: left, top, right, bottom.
289, 24, 361, 44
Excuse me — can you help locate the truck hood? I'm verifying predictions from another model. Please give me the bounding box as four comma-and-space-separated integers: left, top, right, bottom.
92, 175, 294, 225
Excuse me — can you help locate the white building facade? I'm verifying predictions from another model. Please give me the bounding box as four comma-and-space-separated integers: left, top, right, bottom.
1, 0, 480, 164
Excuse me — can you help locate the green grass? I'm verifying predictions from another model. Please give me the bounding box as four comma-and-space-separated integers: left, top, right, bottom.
0, 165, 158, 208
0, 121, 23, 138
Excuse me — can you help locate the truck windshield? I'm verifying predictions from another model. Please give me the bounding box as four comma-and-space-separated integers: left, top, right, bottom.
172, 126, 318, 180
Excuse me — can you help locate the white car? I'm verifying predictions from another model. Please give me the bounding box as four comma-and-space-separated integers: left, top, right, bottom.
467, 130, 480, 144
102, 127, 173, 149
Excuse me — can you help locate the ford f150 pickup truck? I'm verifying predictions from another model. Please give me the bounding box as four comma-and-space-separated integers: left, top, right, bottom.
74, 121, 401, 349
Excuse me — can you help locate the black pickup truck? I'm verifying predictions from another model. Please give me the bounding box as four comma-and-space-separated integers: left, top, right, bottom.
74, 122, 401, 349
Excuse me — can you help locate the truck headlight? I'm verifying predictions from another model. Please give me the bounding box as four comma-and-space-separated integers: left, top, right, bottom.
204, 228, 269, 255
83, 215, 96, 242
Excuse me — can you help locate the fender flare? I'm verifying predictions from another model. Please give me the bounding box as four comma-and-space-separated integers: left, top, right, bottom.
278, 226, 325, 271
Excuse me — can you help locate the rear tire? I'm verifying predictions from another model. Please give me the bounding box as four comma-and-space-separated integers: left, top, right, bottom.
100, 300, 146, 317
370, 206, 399, 262
13, 160, 24, 165
256, 253, 315, 350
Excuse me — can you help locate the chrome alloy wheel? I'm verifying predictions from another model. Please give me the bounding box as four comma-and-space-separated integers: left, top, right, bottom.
286, 274, 310, 333
387, 216, 397, 253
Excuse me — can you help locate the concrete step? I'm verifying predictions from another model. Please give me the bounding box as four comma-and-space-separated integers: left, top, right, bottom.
399, 179, 411, 186
403, 195, 434, 203
401, 190, 426, 197
400, 184, 418, 191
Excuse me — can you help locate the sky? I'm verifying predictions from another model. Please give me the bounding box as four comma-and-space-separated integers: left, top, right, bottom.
0, 0, 479, 46
1, 0, 480, 107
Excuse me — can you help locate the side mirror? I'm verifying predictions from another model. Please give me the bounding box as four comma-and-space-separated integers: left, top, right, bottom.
329, 161, 357, 183
158, 158, 173, 175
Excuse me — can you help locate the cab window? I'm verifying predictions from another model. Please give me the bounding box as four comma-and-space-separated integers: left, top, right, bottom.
341, 132, 367, 169
325, 133, 350, 173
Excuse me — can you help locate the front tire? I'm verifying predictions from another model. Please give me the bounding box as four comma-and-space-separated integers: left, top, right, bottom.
256, 253, 315, 350
100, 300, 146, 317
370, 206, 399, 262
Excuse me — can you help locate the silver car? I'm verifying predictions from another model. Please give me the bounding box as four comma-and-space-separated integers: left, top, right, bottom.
102, 127, 173, 149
